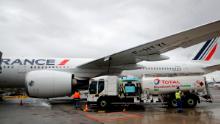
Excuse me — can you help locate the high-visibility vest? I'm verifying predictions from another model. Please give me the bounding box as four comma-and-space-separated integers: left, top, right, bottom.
175, 91, 181, 99
73, 92, 80, 99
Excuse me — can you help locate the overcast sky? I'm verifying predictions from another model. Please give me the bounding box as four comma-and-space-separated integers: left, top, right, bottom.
0, 0, 220, 60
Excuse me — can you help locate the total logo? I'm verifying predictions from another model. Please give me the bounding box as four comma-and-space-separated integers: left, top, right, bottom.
153, 78, 180, 85
154, 79, 160, 85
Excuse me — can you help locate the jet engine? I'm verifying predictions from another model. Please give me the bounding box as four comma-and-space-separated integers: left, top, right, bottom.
25, 70, 72, 98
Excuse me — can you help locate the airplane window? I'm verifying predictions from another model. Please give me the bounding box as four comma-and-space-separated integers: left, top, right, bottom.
30, 66, 33, 69
52, 66, 54, 68
7, 66, 10, 68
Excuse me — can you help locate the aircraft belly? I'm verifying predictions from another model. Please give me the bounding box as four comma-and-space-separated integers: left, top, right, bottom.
0, 71, 25, 88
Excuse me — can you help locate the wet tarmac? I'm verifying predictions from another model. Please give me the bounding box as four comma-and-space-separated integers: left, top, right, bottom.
1, 88, 220, 124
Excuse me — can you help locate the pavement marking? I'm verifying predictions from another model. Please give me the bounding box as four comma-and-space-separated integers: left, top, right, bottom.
81, 111, 143, 123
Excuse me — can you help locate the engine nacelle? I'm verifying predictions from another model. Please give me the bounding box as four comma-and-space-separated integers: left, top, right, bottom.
25, 70, 72, 98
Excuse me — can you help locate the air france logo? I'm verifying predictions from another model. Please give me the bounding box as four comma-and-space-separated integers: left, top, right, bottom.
0, 58, 69, 66
58, 59, 69, 65
154, 79, 160, 85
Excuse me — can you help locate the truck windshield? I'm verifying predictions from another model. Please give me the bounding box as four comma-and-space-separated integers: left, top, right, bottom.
98, 81, 104, 93
89, 81, 97, 94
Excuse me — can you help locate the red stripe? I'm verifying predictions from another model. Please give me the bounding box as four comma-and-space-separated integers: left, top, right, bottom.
205, 44, 218, 61
58, 59, 69, 65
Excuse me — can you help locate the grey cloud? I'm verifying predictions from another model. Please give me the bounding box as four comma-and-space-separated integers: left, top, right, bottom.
0, 0, 220, 59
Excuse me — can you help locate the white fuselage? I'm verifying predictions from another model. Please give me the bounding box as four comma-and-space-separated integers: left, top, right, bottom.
0, 58, 206, 88
123, 61, 206, 77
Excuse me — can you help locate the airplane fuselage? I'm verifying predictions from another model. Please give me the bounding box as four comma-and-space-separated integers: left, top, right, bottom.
0, 58, 207, 88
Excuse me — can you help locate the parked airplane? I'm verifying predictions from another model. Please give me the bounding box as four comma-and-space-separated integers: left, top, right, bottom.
0, 21, 220, 98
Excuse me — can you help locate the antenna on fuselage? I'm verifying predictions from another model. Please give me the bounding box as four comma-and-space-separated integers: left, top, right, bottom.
0, 51, 2, 73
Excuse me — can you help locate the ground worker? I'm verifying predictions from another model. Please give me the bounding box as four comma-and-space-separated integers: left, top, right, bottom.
136, 83, 142, 97
175, 86, 183, 113
119, 84, 124, 97
72, 90, 80, 109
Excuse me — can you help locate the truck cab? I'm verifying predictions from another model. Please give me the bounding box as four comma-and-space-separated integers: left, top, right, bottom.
87, 76, 118, 104
87, 76, 142, 108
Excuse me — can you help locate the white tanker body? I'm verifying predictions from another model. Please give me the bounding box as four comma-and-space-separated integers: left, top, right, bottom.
142, 76, 205, 95
87, 75, 212, 109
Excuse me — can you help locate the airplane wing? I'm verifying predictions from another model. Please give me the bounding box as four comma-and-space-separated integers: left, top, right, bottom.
204, 64, 220, 73
78, 21, 220, 69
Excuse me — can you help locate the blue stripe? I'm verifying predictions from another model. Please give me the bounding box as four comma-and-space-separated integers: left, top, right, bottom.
198, 38, 216, 60
193, 39, 212, 60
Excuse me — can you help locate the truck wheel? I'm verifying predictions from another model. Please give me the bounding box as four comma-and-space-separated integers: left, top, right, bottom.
185, 96, 197, 108
170, 98, 178, 108
98, 99, 109, 109
168, 96, 178, 108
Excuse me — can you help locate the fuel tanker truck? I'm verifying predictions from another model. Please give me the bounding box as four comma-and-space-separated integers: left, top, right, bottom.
87, 76, 212, 109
